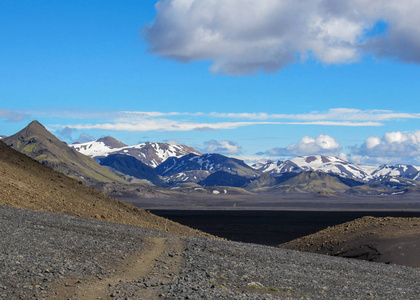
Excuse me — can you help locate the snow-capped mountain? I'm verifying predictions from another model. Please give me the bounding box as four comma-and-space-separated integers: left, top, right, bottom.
71, 137, 201, 168
255, 155, 373, 181
155, 153, 260, 178
71, 136, 127, 157
370, 164, 420, 180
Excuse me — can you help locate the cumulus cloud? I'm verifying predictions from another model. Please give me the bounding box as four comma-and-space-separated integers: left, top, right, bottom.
351, 131, 420, 165
202, 140, 241, 154
261, 134, 340, 156
0, 108, 29, 122
144, 0, 420, 74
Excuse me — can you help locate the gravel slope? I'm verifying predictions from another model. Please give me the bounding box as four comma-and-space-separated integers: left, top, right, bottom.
280, 216, 420, 268
2, 205, 420, 299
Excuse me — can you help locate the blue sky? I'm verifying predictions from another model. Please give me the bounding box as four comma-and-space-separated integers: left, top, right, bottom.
1, 0, 420, 165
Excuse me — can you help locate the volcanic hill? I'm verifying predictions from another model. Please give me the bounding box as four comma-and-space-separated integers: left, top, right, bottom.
3, 120, 127, 185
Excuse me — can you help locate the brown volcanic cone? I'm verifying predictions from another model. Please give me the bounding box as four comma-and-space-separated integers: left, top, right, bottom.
279, 216, 420, 268
0, 141, 211, 237
3, 120, 127, 185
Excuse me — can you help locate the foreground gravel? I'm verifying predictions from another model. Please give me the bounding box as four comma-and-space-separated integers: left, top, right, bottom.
158, 237, 420, 299
1, 205, 420, 299
0, 205, 168, 299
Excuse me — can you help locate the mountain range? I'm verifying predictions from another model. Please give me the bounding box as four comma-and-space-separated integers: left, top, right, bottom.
3, 121, 420, 197
155, 153, 260, 177
253, 155, 374, 181
71, 138, 201, 168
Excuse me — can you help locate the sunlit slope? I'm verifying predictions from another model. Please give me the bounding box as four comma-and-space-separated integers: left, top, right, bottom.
3, 121, 127, 185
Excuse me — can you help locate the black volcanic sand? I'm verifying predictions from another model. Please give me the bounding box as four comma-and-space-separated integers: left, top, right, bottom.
149, 210, 420, 246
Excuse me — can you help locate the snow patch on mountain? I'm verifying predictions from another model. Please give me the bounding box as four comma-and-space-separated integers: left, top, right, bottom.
71, 141, 114, 157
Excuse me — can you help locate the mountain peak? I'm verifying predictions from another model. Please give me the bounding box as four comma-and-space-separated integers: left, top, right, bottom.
24, 120, 49, 134
96, 136, 127, 149
5, 120, 60, 148
28, 119, 42, 126
4, 121, 127, 185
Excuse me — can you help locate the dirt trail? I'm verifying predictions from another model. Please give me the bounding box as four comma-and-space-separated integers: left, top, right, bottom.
49, 237, 181, 299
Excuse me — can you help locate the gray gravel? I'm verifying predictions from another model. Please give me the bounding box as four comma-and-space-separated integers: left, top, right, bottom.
158, 237, 420, 299
1, 205, 420, 299
0, 205, 167, 299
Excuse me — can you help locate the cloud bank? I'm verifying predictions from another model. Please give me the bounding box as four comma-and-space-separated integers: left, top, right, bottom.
144, 0, 420, 74
351, 131, 420, 165
202, 139, 241, 154
0, 108, 29, 122
211, 108, 420, 122
58, 108, 416, 133
260, 131, 420, 165
262, 134, 340, 156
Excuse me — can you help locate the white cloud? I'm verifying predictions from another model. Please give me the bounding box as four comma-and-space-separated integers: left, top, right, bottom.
66, 120, 281, 132
262, 134, 341, 156
45, 108, 417, 135
286, 121, 381, 127
41, 108, 418, 133
365, 136, 381, 149
119, 111, 203, 118
64, 119, 380, 133
202, 140, 241, 154
350, 131, 420, 165
0, 108, 29, 122
211, 108, 420, 122
144, 0, 420, 74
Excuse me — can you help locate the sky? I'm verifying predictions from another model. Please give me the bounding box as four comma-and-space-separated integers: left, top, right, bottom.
1, 0, 420, 166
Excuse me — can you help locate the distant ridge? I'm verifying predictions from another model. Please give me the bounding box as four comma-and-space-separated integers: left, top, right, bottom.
371, 164, 420, 180
255, 155, 373, 181
155, 153, 260, 178
254, 155, 420, 183
98, 154, 166, 186
253, 171, 350, 195
3, 121, 127, 185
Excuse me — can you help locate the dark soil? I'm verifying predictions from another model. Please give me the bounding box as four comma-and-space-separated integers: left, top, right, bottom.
151, 210, 420, 246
